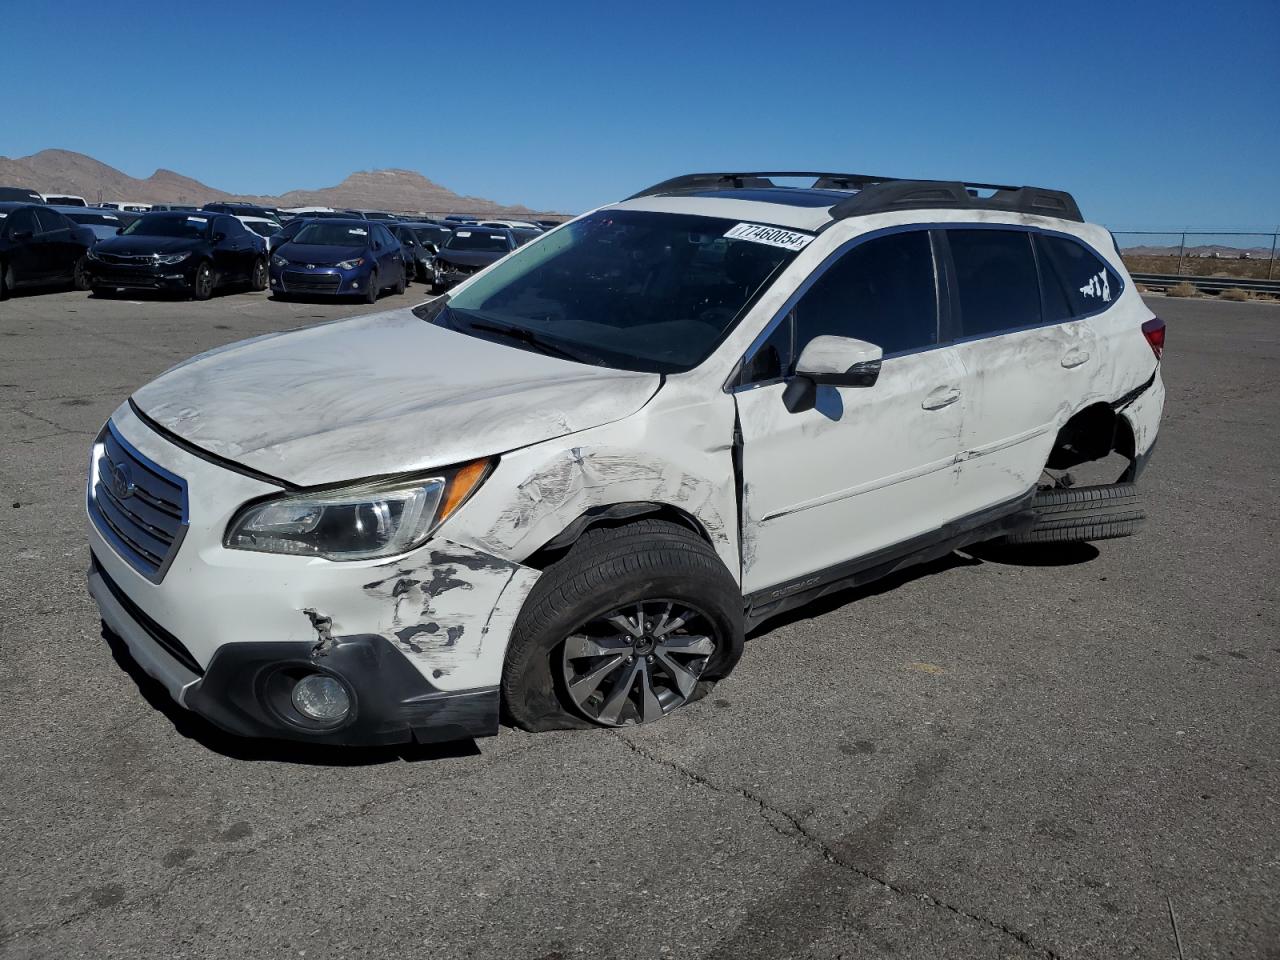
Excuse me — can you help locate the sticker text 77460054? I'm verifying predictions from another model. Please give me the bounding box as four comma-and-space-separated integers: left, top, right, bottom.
723, 223, 815, 251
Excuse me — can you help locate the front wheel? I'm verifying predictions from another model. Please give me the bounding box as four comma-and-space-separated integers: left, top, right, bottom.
0, 261, 9, 301
249, 257, 267, 291
73, 255, 91, 291
191, 261, 214, 301
393, 268, 406, 296
502, 519, 744, 732
363, 270, 379, 304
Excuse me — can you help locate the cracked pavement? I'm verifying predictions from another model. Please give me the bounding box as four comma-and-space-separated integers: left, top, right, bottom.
1, 288, 1277, 959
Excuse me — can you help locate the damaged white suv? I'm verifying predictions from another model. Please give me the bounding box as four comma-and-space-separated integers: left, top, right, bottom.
87, 171, 1165, 745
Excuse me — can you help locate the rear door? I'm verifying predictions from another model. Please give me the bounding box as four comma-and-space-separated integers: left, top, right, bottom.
941, 227, 1100, 513
213, 216, 251, 281
734, 228, 968, 595
34, 207, 77, 279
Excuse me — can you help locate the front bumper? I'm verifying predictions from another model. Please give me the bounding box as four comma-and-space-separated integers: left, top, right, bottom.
86, 404, 542, 745
87, 262, 193, 290
89, 543, 530, 745
269, 263, 368, 296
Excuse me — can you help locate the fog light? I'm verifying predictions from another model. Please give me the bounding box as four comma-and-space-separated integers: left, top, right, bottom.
291, 674, 350, 722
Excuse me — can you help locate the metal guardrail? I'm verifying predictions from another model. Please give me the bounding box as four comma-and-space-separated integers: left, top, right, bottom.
1130, 273, 1280, 294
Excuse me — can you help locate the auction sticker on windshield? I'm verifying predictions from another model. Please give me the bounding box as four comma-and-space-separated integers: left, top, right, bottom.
349, 228, 368, 235
723, 222, 814, 251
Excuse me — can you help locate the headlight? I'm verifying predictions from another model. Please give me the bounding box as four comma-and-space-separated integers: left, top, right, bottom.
270, 254, 288, 267
225, 458, 493, 560
154, 252, 190, 265
336, 258, 365, 270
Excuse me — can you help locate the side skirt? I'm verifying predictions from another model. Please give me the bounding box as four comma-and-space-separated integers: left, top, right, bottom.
742, 489, 1037, 631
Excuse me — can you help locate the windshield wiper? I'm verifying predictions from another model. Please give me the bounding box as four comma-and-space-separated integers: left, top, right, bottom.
458, 314, 594, 365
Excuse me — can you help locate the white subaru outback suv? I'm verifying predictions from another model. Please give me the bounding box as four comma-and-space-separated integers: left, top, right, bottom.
86, 171, 1165, 745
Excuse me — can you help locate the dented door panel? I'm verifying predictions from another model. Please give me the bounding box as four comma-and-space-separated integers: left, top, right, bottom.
734, 349, 968, 595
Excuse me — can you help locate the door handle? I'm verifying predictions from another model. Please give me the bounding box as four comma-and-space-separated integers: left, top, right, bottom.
922, 386, 961, 410
1061, 350, 1091, 369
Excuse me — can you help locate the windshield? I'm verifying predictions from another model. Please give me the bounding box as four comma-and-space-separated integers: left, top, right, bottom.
440, 210, 803, 373
122, 213, 212, 239
445, 230, 511, 252
413, 227, 451, 246
291, 223, 371, 246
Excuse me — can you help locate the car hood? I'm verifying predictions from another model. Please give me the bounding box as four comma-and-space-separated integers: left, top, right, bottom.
95, 235, 206, 255
437, 248, 505, 268
130, 307, 662, 487
276, 242, 367, 265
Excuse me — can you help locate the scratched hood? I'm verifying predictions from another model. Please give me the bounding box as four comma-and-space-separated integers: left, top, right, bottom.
131, 307, 661, 486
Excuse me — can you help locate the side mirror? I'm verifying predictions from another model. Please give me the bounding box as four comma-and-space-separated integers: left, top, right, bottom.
423, 242, 439, 255
116, 227, 124, 235
782, 335, 883, 413
212, 231, 226, 242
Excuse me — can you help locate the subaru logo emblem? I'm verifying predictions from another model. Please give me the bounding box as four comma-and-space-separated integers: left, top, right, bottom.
107, 459, 135, 500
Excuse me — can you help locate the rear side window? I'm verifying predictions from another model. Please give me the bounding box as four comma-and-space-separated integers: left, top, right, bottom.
1036, 234, 1118, 321
947, 229, 1041, 337
34, 208, 67, 233
791, 230, 939, 358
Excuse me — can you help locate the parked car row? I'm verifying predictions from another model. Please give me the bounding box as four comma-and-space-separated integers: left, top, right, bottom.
0, 184, 565, 302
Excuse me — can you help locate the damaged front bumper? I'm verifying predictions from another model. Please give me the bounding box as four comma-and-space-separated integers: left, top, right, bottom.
88, 546, 537, 745
85, 406, 542, 746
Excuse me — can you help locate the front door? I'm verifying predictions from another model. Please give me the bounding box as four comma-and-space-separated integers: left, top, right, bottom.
734, 228, 968, 596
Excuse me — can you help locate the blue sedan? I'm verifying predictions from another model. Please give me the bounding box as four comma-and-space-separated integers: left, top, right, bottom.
269, 219, 406, 303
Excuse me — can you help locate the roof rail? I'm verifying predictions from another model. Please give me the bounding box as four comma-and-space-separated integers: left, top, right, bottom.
625, 171, 1083, 223
625, 171, 890, 200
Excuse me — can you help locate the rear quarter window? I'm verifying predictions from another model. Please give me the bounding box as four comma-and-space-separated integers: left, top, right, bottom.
1035, 233, 1119, 321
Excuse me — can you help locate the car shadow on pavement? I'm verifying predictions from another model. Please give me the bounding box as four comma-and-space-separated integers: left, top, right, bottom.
101, 626, 481, 766
963, 541, 1101, 566
90, 286, 255, 302
748, 541, 1100, 639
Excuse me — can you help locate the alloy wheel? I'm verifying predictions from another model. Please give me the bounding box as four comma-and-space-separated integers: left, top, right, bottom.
560, 599, 718, 726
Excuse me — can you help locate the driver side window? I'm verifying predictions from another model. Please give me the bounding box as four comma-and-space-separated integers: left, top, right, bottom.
6, 208, 38, 238
793, 230, 939, 361
737, 230, 939, 388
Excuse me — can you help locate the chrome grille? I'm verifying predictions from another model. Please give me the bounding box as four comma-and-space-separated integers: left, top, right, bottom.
282, 270, 341, 292
88, 424, 188, 582
97, 252, 158, 265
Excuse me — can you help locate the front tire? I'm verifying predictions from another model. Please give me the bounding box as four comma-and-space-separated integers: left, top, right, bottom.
249, 257, 267, 292
393, 268, 406, 295
363, 270, 379, 304
502, 519, 744, 732
0, 261, 9, 301
191, 261, 214, 301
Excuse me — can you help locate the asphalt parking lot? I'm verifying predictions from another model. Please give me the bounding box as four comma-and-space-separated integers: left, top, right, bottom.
0, 287, 1277, 960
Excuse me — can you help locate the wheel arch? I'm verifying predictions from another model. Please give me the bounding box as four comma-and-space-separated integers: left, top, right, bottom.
1046, 400, 1131, 471
521, 501, 716, 571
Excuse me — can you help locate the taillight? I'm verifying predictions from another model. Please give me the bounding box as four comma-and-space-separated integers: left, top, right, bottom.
1141, 317, 1165, 360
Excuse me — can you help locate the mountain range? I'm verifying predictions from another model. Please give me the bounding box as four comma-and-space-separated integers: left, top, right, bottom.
0, 149, 563, 217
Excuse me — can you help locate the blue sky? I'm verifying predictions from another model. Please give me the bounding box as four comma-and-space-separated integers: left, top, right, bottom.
2, 0, 1277, 229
